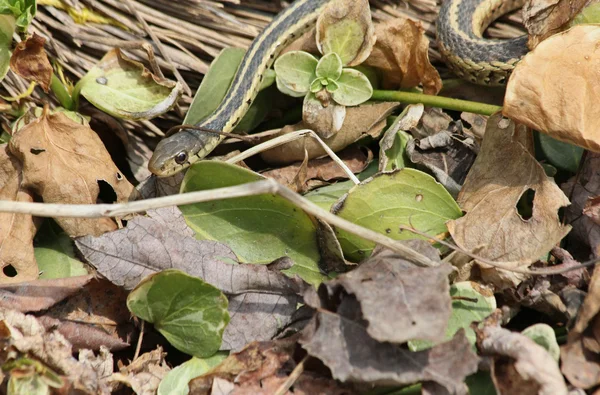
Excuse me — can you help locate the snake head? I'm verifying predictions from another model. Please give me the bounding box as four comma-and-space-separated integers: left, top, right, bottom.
148, 130, 203, 177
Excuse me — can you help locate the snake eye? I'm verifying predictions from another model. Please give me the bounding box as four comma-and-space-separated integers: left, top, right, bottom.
174, 151, 188, 165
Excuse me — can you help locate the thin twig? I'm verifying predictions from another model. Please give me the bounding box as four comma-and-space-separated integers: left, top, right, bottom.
226, 129, 361, 185
133, 320, 144, 361
0, 179, 438, 268
274, 355, 309, 395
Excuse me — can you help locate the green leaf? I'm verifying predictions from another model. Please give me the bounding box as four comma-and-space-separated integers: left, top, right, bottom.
316, 52, 342, 80
34, 220, 88, 279
184, 48, 245, 125
326, 79, 339, 92
333, 168, 462, 261
76, 49, 182, 121
522, 323, 560, 361
0, 0, 34, 30
127, 269, 229, 357
0, 14, 15, 82
331, 68, 372, 106
319, 19, 367, 66
233, 88, 271, 133
180, 161, 325, 285
466, 371, 497, 395
408, 282, 496, 351
538, 132, 583, 173
310, 78, 323, 93
571, 2, 600, 25
383, 129, 412, 171
158, 353, 227, 395
273, 51, 318, 96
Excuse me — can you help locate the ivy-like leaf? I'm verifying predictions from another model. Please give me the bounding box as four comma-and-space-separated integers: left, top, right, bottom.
331, 68, 373, 106
273, 51, 318, 96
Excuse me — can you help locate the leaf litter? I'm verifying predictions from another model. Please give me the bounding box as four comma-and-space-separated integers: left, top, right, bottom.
1, 0, 600, 393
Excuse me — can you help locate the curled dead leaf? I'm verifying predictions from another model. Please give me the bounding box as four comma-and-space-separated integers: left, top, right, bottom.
504, 25, 600, 152
364, 18, 441, 94
523, 0, 587, 49
9, 33, 52, 92
9, 108, 137, 237
260, 101, 398, 165
447, 113, 571, 289
0, 145, 38, 284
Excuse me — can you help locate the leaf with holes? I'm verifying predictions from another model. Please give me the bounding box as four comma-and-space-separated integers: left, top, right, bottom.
8, 107, 137, 237
127, 269, 229, 357
332, 168, 462, 261
447, 113, 571, 289
180, 161, 325, 285
75, 48, 182, 121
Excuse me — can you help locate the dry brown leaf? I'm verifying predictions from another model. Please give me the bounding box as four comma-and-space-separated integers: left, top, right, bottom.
262, 146, 370, 192
0, 275, 93, 312
480, 325, 568, 394
0, 144, 38, 284
303, 95, 346, 138
447, 113, 571, 289
109, 348, 169, 395
9, 33, 52, 92
316, 0, 375, 66
503, 25, 600, 152
9, 107, 137, 237
523, 0, 588, 49
364, 18, 441, 94
260, 101, 398, 165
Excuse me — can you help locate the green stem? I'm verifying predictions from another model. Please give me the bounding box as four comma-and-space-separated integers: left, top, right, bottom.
50, 74, 74, 110
371, 90, 502, 116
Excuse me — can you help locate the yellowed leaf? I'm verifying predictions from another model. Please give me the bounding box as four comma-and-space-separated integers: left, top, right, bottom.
364, 18, 441, 94
259, 102, 398, 165
447, 113, 571, 289
503, 25, 600, 152
9, 33, 52, 92
523, 0, 587, 49
0, 145, 38, 283
8, 108, 137, 237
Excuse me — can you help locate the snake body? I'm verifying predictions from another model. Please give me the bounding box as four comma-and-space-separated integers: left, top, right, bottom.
149, 0, 528, 177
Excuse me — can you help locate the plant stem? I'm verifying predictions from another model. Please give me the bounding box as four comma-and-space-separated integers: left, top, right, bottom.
371, 90, 501, 116
50, 74, 74, 110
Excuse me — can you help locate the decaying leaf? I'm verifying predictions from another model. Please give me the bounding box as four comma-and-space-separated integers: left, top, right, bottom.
108, 348, 170, 395
364, 18, 441, 94
259, 101, 398, 165
0, 275, 93, 312
523, 0, 587, 49
303, 91, 346, 138
304, 242, 452, 344
447, 113, 571, 289
9, 33, 52, 92
9, 107, 137, 237
189, 336, 351, 395
76, 207, 305, 352
316, 0, 375, 66
77, 48, 183, 120
503, 25, 600, 152
0, 308, 107, 394
479, 325, 568, 394
561, 266, 600, 389
0, 144, 38, 283
261, 146, 371, 193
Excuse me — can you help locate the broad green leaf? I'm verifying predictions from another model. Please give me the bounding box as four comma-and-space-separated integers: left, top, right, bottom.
319, 19, 368, 65
234, 88, 271, 132
522, 323, 560, 361
571, 3, 600, 25
273, 51, 318, 95
466, 371, 497, 395
260, 68, 276, 91
34, 220, 88, 279
333, 168, 462, 261
76, 49, 182, 121
409, 282, 496, 351
305, 162, 378, 211
127, 269, 229, 357
0, 14, 15, 82
276, 76, 308, 98
184, 47, 245, 125
383, 129, 412, 171
316, 52, 342, 80
180, 161, 325, 285
158, 353, 227, 395
331, 68, 372, 106
538, 132, 583, 173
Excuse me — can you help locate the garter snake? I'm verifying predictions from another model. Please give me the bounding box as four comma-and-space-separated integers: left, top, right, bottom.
148, 0, 528, 177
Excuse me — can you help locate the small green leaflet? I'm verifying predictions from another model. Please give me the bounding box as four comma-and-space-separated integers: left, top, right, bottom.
157, 353, 227, 395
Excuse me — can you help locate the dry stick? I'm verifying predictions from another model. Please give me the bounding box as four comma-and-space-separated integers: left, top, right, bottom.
225, 129, 361, 185
133, 320, 145, 361
0, 179, 439, 268
123, 0, 192, 96
274, 355, 309, 395
399, 225, 599, 276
